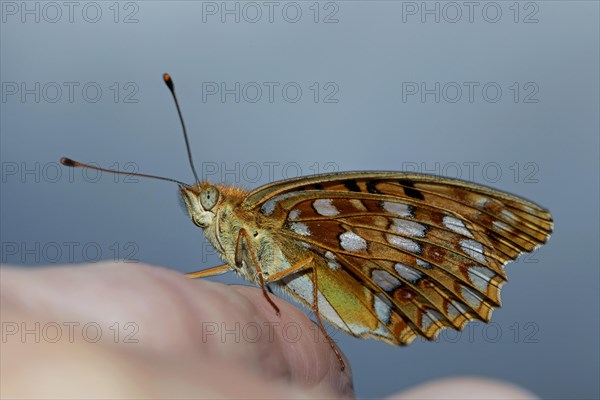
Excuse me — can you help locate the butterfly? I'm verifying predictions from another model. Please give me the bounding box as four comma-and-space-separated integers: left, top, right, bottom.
61, 73, 553, 370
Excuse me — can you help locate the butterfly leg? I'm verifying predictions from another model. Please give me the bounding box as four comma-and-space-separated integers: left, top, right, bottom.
263, 256, 313, 281
265, 257, 346, 371
185, 264, 233, 279
235, 228, 281, 316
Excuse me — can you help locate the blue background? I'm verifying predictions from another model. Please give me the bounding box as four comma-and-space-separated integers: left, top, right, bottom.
1, 1, 598, 398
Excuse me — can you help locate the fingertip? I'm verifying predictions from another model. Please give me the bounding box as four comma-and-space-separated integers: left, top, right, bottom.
389, 377, 538, 399
232, 285, 354, 398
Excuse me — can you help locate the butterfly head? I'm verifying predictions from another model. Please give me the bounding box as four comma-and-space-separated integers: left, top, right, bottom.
179, 183, 220, 228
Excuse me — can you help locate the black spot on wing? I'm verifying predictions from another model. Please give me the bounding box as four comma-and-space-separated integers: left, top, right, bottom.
344, 180, 361, 192
366, 181, 380, 194
398, 179, 425, 200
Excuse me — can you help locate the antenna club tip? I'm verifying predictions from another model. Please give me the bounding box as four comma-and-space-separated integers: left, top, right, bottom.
163, 73, 175, 91
60, 157, 77, 167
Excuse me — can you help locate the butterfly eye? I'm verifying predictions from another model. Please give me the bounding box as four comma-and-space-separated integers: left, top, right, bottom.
200, 186, 219, 211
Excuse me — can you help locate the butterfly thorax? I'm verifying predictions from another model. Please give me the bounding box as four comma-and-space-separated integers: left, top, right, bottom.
181, 183, 296, 285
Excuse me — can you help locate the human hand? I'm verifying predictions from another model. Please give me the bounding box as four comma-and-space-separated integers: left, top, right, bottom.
1, 263, 537, 399
1, 262, 353, 398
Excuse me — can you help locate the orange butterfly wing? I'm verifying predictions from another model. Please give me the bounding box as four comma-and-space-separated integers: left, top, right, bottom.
243, 172, 553, 344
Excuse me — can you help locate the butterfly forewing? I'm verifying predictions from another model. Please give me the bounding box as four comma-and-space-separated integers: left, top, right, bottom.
244, 172, 553, 343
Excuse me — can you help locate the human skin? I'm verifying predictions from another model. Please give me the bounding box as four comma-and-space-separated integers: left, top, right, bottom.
1, 263, 537, 399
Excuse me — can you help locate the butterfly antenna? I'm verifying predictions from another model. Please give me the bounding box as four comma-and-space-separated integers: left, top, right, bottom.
163, 73, 201, 184
60, 157, 190, 188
